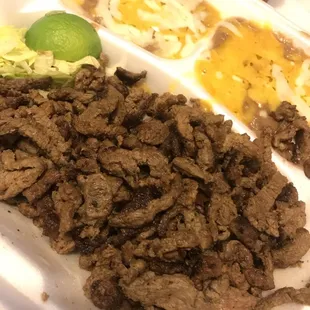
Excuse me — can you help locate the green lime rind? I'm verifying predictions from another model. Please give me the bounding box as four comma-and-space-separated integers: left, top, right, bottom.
25, 12, 102, 62
45, 10, 66, 16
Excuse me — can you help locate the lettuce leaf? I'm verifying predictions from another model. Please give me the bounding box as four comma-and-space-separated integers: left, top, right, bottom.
0, 26, 100, 78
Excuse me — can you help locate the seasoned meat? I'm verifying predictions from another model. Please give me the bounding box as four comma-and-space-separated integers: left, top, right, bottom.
244, 172, 288, 237
34, 195, 60, 239
76, 158, 100, 174
277, 182, 298, 203
147, 92, 186, 120
225, 262, 250, 291
78, 173, 113, 221
172, 157, 207, 180
107, 75, 129, 97
134, 231, 201, 261
244, 250, 275, 290
0, 94, 31, 111
23, 169, 61, 203
0, 76, 52, 93
276, 200, 306, 238
115, 67, 147, 86
204, 276, 258, 310
122, 134, 143, 150
272, 101, 298, 122
98, 147, 171, 188
221, 240, 253, 269
157, 178, 199, 237
266, 101, 310, 178
271, 228, 310, 268
18, 202, 38, 218
51, 236, 75, 254
304, 159, 310, 178
52, 183, 82, 234
48, 87, 95, 104
182, 209, 213, 250
0, 108, 70, 164
84, 268, 124, 310
74, 64, 106, 91
148, 259, 188, 276
73, 98, 127, 138
136, 119, 169, 145
160, 126, 183, 160
0, 150, 45, 200
209, 193, 237, 227
192, 251, 223, 286
194, 128, 214, 171
121, 272, 209, 310
109, 176, 181, 228
1, 67, 310, 310
255, 286, 310, 310
229, 217, 263, 252
17, 139, 41, 155
221, 133, 259, 159
122, 89, 156, 128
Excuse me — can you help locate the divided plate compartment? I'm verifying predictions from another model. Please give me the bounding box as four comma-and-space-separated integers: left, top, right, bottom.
268, 0, 310, 32
0, 0, 310, 309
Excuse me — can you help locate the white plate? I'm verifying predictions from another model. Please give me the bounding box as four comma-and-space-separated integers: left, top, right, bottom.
0, 1, 310, 309
268, 0, 310, 32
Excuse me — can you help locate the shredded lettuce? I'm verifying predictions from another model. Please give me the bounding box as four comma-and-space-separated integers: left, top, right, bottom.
0, 26, 100, 78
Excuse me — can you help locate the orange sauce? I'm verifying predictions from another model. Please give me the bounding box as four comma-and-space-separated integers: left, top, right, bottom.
195, 20, 307, 123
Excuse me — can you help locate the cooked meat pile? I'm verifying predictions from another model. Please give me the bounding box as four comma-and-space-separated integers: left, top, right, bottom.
262, 102, 310, 179
1, 62, 310, 310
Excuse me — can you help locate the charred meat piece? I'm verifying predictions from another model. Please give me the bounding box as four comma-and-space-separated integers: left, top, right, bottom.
34, 195, 60, 240
115, 67, 147, 86
84, 268, 124, 310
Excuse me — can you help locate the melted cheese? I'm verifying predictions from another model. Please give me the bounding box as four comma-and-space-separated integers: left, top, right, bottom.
83, 0, 221, 58
195, 20, 310, 123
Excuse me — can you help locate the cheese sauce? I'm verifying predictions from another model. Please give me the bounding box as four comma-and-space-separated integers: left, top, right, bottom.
195, 20, 310, 124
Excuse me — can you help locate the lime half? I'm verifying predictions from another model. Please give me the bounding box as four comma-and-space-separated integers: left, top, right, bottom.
25, 12, 102, 62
